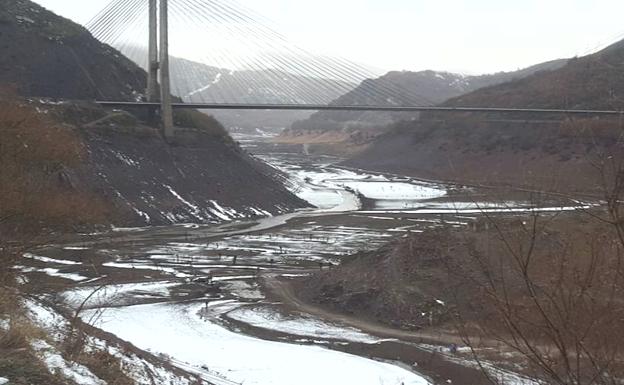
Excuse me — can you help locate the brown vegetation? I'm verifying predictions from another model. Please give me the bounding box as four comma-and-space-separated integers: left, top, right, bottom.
0, 92, 114, 384
0, 93, 110, 237
299, 206, 624, 383
451, 149, 624, 384
346, 114, 624, 196
0, 319, 68, 385
346, 39, 624, 195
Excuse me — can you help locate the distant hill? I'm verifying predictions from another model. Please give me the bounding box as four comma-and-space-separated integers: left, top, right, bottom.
120, 51, 356, 130
278, 60, 567, 154
177, 64, 355, 131
0, 0, 308, 225
345, 40, 624, 194
170, 59, 355, 106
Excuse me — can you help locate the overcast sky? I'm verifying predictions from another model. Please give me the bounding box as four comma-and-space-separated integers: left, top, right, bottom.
34, 0, 624, 75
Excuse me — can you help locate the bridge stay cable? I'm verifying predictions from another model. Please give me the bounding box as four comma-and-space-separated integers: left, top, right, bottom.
181, 0, 353, 105
173, 0, 319, 105
201, 0, 436, 106
197, 0, 415, 105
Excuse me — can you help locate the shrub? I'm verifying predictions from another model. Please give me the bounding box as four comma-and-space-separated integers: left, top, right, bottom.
173, 109, 229, 138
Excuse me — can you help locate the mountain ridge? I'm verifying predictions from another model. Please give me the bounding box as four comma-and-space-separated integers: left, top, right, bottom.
277, 58, 567, 155
344, 40, 624, 194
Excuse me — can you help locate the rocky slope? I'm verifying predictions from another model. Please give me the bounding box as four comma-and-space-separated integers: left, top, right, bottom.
279, 60, 567, 155
345, 40, 624, 194
1, 0, 308, 226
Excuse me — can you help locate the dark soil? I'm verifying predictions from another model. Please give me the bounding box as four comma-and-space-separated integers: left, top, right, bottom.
78, 114, 309, 226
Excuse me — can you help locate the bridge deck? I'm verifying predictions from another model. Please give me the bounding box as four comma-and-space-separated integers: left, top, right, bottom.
95, 101, 624, 116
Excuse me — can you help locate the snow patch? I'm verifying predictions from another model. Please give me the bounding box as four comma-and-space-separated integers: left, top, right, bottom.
227, 306, 385, 343
62, 281, 176, 309
23, 253, 81, 265
164, 184, 203, 219
32, 339, 106, 385
16, 265, 87, 282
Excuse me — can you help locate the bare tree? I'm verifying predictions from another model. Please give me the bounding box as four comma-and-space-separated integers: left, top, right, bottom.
450, 117, 624, 385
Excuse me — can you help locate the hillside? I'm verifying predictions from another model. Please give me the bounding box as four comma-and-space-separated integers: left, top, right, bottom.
180, 65, 356, 132
0, 0, 308, 225
0, 95, 217, 385
294, 212, 624, 383
345, 40, 624, 194
279, 60, 567, 155
45, 102, 306, 225
0, 0, 145, 100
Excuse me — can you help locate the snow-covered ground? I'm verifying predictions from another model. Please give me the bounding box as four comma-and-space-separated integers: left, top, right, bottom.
31, 339, 106, 385
84, 302, 430, 385
25, 300, 203, 385
63, 281, 177, 309
141, 223, 395, 266
14, 265, 88, 282
227, 305, 386, 343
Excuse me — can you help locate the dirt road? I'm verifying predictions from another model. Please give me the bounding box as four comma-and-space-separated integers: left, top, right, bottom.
261, 273, 464, 345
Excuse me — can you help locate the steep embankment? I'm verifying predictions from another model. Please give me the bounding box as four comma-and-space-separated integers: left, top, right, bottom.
72, 106, 305, 225
0, 0, 308, 225
279, 60, 567, 155
346, 40, 624, 194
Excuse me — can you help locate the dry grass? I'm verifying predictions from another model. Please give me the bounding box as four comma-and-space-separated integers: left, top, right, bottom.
0, 97, 111, 237
0, 317, 67, 385
0, 90, 121, 385
76, 351, 134, 385
446, 212, 624, 384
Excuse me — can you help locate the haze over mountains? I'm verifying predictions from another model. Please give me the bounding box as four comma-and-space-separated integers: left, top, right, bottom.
118, 49, 358, 130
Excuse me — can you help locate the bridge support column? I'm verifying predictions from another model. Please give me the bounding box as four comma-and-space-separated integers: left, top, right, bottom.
146, 0, 160, 124
159, 0, 174, 139
147, 0, 159, 102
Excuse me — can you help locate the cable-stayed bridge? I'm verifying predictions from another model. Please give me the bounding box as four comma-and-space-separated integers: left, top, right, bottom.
87, 0, 624, 138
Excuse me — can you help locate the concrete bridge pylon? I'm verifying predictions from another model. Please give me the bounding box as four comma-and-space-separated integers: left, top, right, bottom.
147, 0, 174, 139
